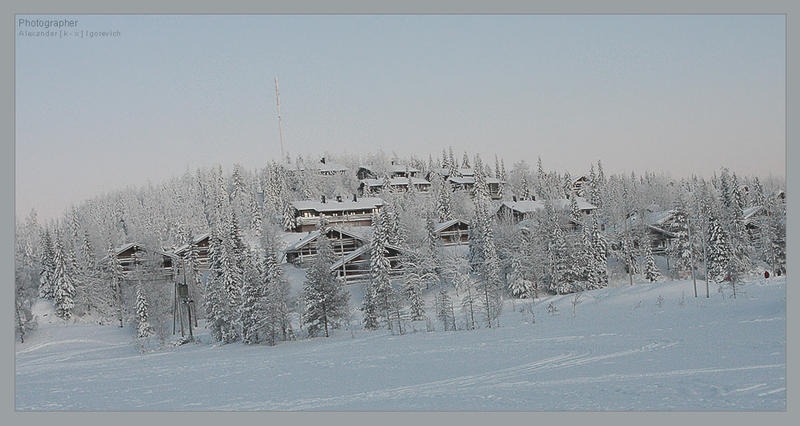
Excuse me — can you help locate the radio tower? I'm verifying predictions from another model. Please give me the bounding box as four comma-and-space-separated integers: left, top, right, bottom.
274, 76, 286, 162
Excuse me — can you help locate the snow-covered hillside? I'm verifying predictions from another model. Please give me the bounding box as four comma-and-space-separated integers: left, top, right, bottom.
15, 277, 785, 411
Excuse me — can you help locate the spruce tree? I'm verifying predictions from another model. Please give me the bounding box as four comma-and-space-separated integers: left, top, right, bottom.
706, 215, 732, 283
135, 286, 154, 338
204, 234, 238, 343
370, 212, 396, 328
39, 229, 55, 299
52, 233, 75, 321
436, 177, 454, 222
644, 242, 660, 282
301, 223, 349, 337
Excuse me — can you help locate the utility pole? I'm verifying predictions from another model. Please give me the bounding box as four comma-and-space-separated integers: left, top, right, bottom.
275, 76, 286, 162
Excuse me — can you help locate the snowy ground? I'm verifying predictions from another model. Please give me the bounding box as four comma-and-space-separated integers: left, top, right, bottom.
15, 277, 785, 411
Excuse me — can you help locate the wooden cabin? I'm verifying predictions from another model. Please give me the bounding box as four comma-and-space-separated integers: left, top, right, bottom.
358, 162, 421, 180
572, 176, 589, 196
434, 219, 470, 246
497, 198, 597, 224
359, 177, 432, 195
173, 233, 211, 270
624, 209, 681, 255
283, 227, 368, 266
112, 243, 178, 281
290, 196, 384, 232
329, 244, 407, 283
447, 175, 503, 200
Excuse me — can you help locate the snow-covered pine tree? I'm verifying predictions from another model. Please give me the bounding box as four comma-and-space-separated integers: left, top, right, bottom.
263, 229, 292, 344
668, 204, 693, 278
474, 197, 503, 327
462, 152, 470, 169
644, 241, 660, 282
204, 233, 238, 343
706, 215, 732, 283
38, 229, 55, 299
436, 177, 454, 222
283, 201, 297, 231
301, 223, 349, 337
435, 286, 455, 331
448, 147, 458, 177
52, 232, 75, 321
569, 193, 582, 226
508, 250, 532, 298
536, 157, 546, 199
370, 212, 396, 329
239, 251, 266, 344
401, 252, 426, 321
135, 286, 154, 338
590, 216, 609, 286
520, 174, 532, 201
361, 281, 379, 330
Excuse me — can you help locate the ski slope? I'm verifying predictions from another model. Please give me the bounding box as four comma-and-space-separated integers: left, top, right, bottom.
15, 277, 786, 410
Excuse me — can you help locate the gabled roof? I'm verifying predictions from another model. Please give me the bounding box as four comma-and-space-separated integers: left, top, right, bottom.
360, 177, 431, 187
291, 197, 384, 213
500, 197, 596, 214
389, 164, 421, 174
448, 176, 502, 185
284, 226, 368, 253
329, 243, 408, 271
429, 167, 476, 177
433, 219, 470, 234
173, 233, 211, 256
743, 205, 765, 222
112, 242, 178, 260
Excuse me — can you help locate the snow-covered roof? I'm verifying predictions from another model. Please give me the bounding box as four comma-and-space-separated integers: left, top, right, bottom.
283, 226, 369, 253
501, 197, 596, 214
173, 233, 211, 256
743, 205, 765, 221
291, 197, 384, 213
360, 177, 431, 187
448, 176, 502, 185
329, 243, 408, 271
390, 164, 421, 174
429, 167, 476, 177
433, 219, 470, 234
112, 242, 177, 259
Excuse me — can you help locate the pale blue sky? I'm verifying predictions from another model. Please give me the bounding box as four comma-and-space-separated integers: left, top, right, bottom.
16, 15, 785, 220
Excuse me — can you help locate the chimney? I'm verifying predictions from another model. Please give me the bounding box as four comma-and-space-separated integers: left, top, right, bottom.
336, 195, 342, 202
321, 195, 326, 203
512, 195, 517, 202
353, 193, 358, 202
320, 156, 326, 164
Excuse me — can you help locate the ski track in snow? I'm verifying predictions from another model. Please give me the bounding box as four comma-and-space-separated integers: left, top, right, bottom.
16, 278, 786, 411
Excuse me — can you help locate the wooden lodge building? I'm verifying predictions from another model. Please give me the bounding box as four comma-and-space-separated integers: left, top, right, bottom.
434, 219, 470, 246
359, 177, 432, 195
329, 244, 408, 283
427, 167, 504, 200
496, 197, 597, 225
111, 243, 179, 281
283, 226, 369, 267
357, 161, 422, 180
290, 196, 384, 232
173, 233, 212, 270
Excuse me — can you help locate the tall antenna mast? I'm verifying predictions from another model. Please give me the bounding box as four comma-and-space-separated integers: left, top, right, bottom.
274, 76, 286, 162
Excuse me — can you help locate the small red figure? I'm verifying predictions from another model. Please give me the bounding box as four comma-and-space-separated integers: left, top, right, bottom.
765, 271, 770, 279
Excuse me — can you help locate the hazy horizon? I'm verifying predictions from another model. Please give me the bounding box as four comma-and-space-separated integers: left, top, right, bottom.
15, 15, 786, 221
